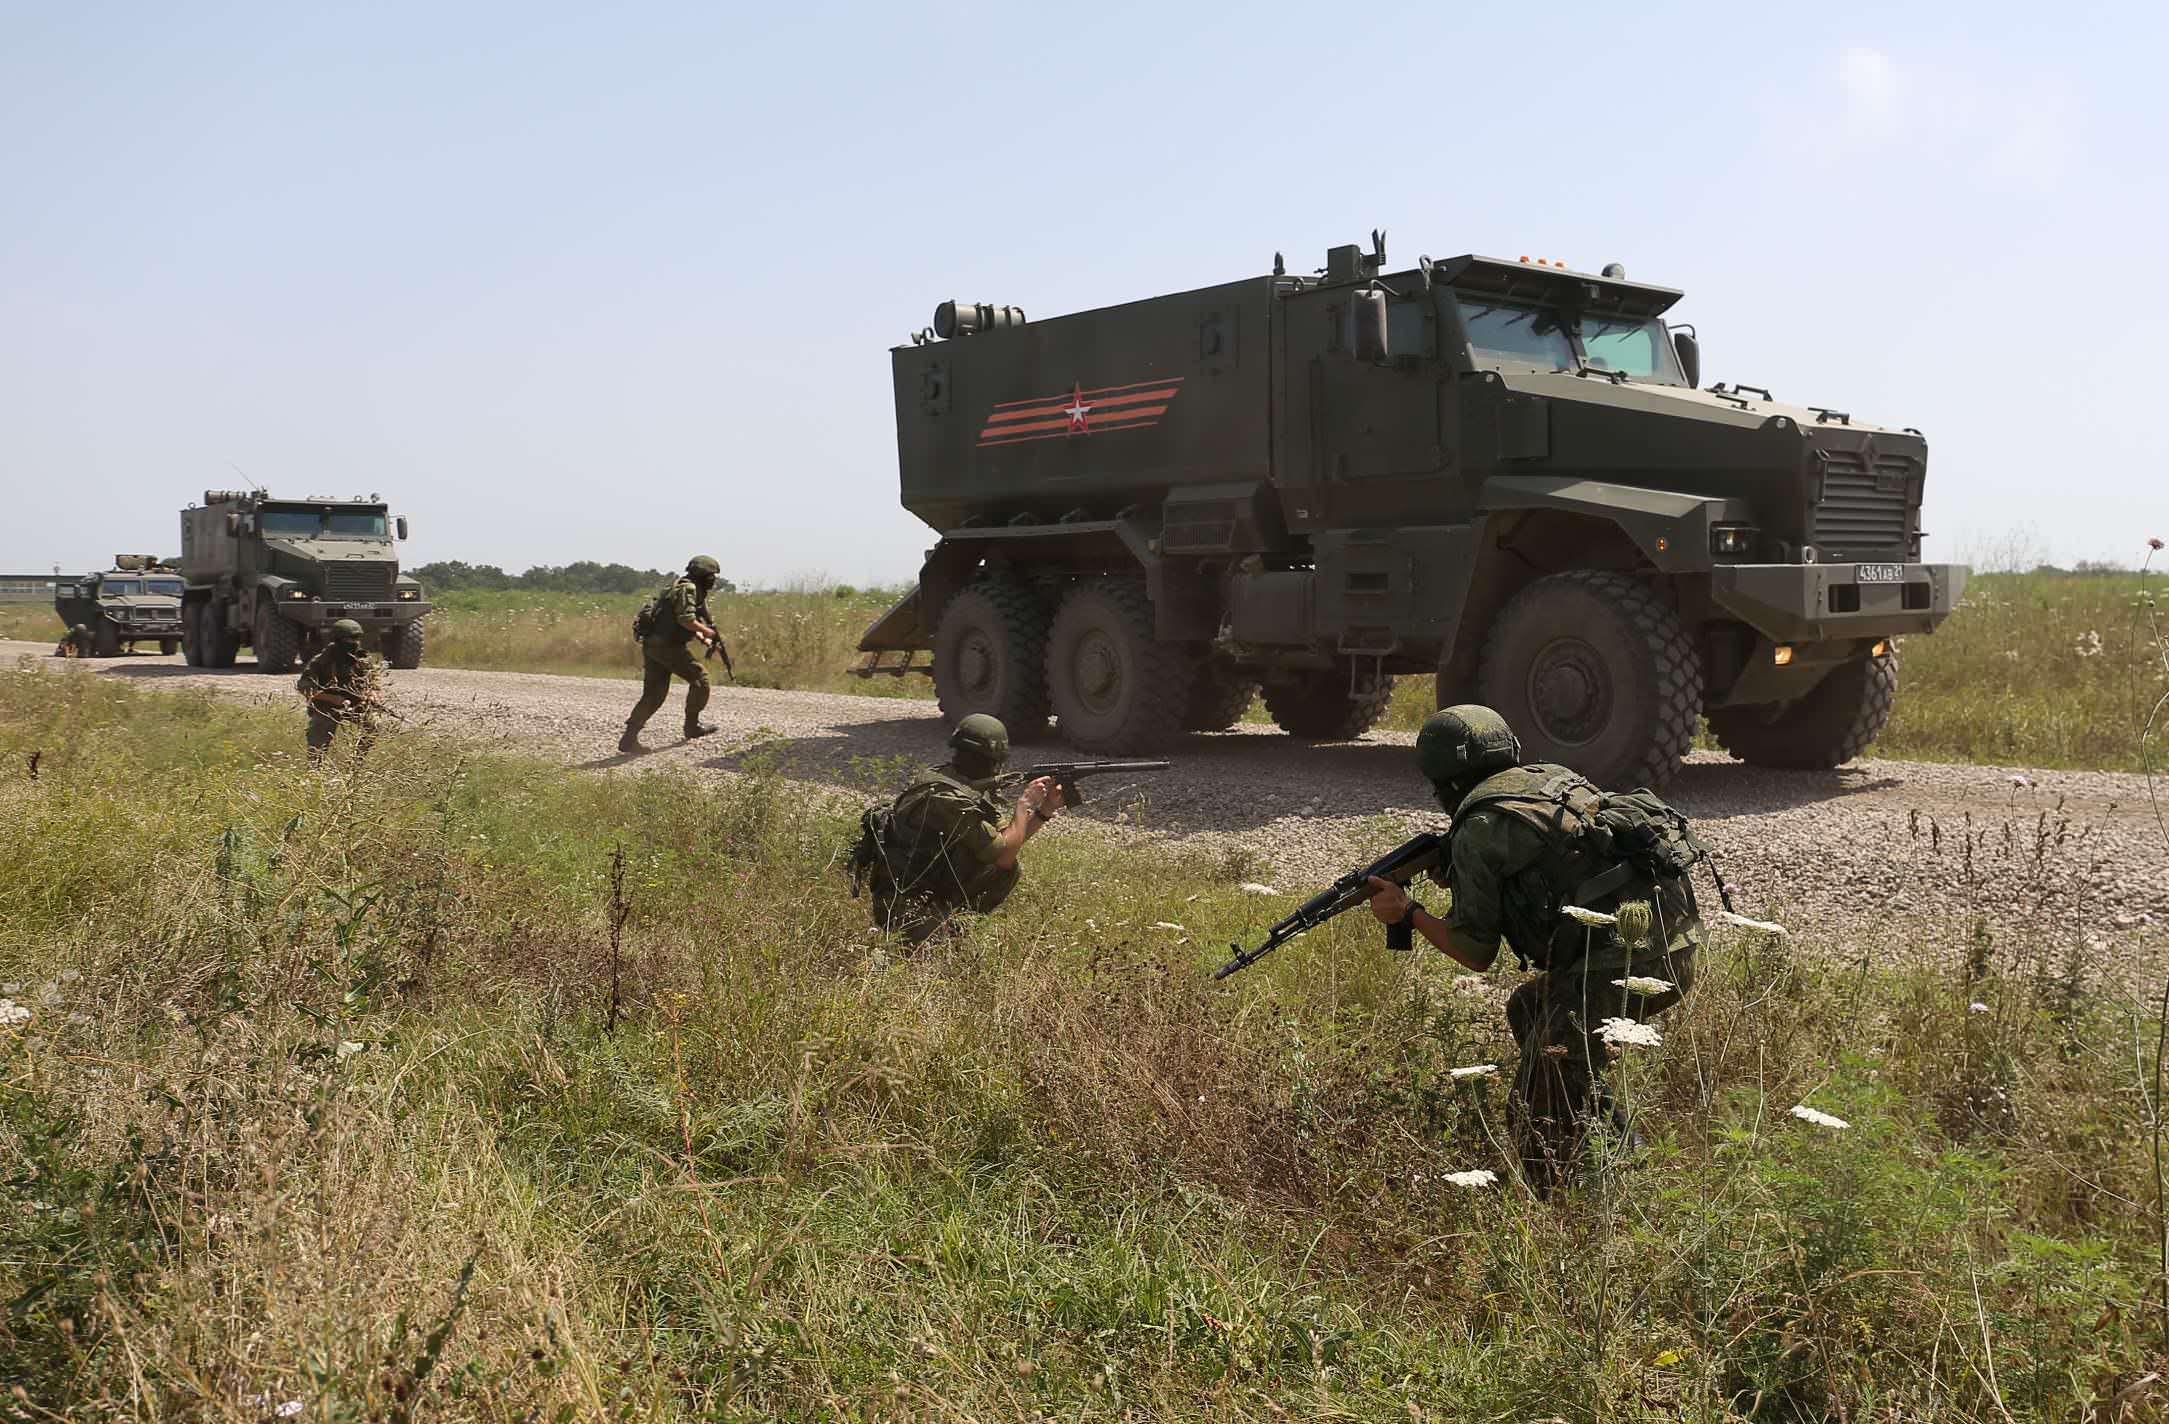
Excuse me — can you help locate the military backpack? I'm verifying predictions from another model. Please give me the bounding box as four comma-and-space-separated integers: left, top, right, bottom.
1450, 764, 1713, 967
631, 580, 677, 642
846, 771, 1011, 910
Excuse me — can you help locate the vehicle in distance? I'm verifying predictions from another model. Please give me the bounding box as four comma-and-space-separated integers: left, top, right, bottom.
177, 490, 430, 673
856, 235, 1965, 786
53, 555, 185, 656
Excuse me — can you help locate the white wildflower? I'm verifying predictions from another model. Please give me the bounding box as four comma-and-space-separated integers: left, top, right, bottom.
277, 1403, 304, 1420
1448, 1064, 1498, 1080
1598, 1017, 1663, 1048
1442, 1169, 1498, 1188
2000, 649, 2019, 660
1237, 882, 1279, 897
2006, 773, 2033, 789
1789, 1104, 1851, 1131
1149, 921, 1186, 933
1613, 976, 1676, 995
1967, 1001, 1990, 1014
1718, 910, 1790, 938
336, 1040, 366, 1061
1562, 905, 1618, 927
2074, 630, 2103, 657
0, 1000, 30, 1028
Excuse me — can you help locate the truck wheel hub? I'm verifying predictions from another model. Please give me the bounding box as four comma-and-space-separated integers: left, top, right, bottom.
1073, 632, 1122, 712
959, 633, 996, 695
1528, 639, 1611, 746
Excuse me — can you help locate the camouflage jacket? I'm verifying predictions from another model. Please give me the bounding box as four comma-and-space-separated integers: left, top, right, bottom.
877, 764, 1013, 910
646, 577, 711, 645
297, 647, 381, 709
1440, 763, 1702, 976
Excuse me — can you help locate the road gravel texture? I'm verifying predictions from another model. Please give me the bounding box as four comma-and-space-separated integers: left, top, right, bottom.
9, 641, 2165, 970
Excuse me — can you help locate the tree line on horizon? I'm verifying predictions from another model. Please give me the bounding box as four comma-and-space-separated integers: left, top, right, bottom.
408, 560, 738, 595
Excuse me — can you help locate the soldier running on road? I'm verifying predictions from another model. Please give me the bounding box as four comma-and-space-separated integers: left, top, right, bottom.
297, 619, 384, 762
620, 555, 726, 754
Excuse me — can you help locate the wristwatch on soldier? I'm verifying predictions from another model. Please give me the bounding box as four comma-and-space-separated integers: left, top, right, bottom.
1394, 897, 1426, 928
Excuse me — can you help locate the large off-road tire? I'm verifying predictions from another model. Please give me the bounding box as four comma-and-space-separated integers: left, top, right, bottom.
1184, 662, 1257, 732
1474, 570, 1701, 789
1708, 652, 1897, 770
159, 638, 179, 657
200, 602, 239, 669
1261, 663, 1396, 740
389, 619, 426, 670
92, 623, 120, 658
181, 604, 204, 665
931, 580, 1052, 737
1045, 579, 1194, 754
255, 605, 302, 674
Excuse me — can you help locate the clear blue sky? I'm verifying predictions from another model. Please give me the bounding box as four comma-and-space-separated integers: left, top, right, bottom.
2, 1, 2158, 583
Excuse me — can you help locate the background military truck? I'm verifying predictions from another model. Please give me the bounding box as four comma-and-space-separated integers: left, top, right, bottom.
53, 555, 186, 656
858, 236, 1966, 787
177, 490, 429, 673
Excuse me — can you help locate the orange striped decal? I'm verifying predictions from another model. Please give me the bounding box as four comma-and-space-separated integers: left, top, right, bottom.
976, 376, 1184, 448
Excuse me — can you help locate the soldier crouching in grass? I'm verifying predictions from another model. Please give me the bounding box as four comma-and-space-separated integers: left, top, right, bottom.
1362, 705, 1706, 1195
297, 619, 384, 764
620, 555, 725, 755
848, 714, 1065, 946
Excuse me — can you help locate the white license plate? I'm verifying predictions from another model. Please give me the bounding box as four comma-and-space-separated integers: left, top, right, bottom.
1855, 563, 1904, 584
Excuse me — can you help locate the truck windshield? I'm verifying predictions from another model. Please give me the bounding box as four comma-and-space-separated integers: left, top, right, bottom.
259, 509, 389, 538
1577, 314, 1684, 382
100, 580, 140, 596
148, 578, 184, 596
1456, 300, 1576, 371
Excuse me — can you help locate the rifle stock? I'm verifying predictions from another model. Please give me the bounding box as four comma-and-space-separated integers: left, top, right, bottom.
1213, 831, 1448, 981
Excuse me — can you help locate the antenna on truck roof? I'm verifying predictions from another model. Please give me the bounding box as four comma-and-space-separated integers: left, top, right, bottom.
227, 460, 265, 494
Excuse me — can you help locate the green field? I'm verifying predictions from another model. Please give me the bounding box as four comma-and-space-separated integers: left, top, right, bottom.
1, 667, 2160, 1420
7, 566, 2163, 770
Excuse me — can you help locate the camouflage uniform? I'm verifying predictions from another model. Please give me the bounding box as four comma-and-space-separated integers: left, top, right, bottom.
296, 644, 382, 757
624, 575, 713, 744
54, 625, 91, 658
1439, 761, 1702, 1193
867, 764, 1021, 944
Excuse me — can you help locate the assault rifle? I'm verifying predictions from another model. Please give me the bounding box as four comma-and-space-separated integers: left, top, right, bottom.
702, 631, 736, 682
1213, 830, 1448, 980
981, 759, 1171, 807
315, 687, 406, 724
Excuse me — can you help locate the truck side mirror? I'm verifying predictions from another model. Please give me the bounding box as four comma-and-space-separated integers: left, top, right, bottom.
1672, 329, 1702, 388
396, 516, 409, 540
225, 511, 239, 535
1353, 290, 1391, 363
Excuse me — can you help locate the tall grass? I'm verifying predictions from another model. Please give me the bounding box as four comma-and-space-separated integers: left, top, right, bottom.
1, 665, 2163, 1419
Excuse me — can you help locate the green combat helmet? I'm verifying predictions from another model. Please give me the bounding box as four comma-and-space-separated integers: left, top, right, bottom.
1417, 704, 1523, 787
329, 618, 366, 646
949, 713, 1010, 778
686, 555, 721, 583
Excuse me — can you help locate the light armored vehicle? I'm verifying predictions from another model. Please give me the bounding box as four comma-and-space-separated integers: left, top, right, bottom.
177, 491, 429, 673
857, 236, 1966, 786
53, 555, 185, 656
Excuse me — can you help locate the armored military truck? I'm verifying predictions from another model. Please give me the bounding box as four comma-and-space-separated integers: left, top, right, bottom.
52, 555, 185, 656
177, 490, 429, 673
858, 236, 1966, 787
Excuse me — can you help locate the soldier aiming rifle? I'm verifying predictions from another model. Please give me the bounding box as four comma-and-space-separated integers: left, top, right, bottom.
297, 619, 390, 762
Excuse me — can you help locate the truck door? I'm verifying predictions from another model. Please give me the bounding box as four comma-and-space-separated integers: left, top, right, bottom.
1273, 286, 1452, 527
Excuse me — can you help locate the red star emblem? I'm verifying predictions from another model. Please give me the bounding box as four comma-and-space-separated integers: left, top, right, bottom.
1063, 382, 1092, 434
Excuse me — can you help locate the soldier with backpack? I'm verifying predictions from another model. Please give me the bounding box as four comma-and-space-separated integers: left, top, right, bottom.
1363, 704, 1708, 1194
620, 555, 727, 755
847, 714, 1065, 945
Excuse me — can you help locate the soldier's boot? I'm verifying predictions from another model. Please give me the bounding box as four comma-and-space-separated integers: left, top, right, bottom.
683, 722, 718, 740
618, 724, 645, 754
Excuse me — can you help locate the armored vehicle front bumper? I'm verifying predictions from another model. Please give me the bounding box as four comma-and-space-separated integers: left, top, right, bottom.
279, 600, 432, 629
1711, 561, 1965, 644
94, 607, 184, 635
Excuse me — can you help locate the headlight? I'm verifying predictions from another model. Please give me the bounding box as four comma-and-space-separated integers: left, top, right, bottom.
397, 588, 419, 601
1710, 524, 1757, 557
286, 588, 309, 600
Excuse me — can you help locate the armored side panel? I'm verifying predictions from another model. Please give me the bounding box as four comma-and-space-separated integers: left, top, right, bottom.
891, 278, 1280, 534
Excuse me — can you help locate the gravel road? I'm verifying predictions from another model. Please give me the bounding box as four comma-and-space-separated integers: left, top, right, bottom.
11, 640, 2165, 966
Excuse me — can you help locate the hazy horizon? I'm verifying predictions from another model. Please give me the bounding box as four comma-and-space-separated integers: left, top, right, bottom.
4, 3, 2160, 585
